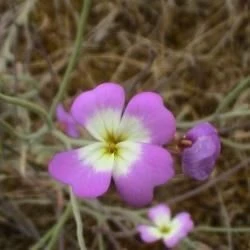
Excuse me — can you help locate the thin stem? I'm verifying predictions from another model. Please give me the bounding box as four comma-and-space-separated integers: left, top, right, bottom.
70, 188, 87, 250
0, 93, 52, 128
27, 125, 48, 140
46, 203, 72, 250
52, 130, 71, 149
31, 203, 72, 250
0, 0, 38, 70
215, 77, 250, 114
97, 219, 106, 250
102, 205, 148, 224
30, 226, 55, 250
196, 226, 250, 233
177, 108, 250, 129
167, 157, 250, 204
0, 120, 48, 141
221, 138, 250, 150
52, 130, 93, 149
182, 238, 197, 249
0, 119, 30, 140
49, 0, 92, 118
80, 204, 105, 219
215, 187, 233, 250
97, 233, 105, 250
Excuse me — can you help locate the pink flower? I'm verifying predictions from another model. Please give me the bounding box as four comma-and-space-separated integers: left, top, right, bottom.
137, 204, 194, 248
49, 83, 176, 206
56, 104, 80, 138
182, 122, 221, 181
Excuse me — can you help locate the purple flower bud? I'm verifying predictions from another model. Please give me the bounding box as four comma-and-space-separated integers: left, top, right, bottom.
181, 122, 221, 181
56, 104, 80, 138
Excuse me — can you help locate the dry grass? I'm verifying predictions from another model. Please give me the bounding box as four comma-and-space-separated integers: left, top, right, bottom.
0, 0, 250, 249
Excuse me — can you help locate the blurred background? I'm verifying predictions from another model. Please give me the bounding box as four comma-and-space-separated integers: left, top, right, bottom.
0, 0, 250, 249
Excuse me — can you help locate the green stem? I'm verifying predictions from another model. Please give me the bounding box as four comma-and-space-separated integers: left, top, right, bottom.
52, 130, 93, 149
30, 203, 72, 250
221, 138, 250, 150
49, 0, 92, 118
97, 233, 105, 250
52, 130, 71, 149
0, 119, 30, 140
70, 188, 87, 250
177, 76, 250, 129
177, 108, 250, 129
196, 226, 250, 233
102, 205, 148, 224
46, 203, 72, 250
182, 238, 197, 249
0, 120, 48, 141
27, 126, 48, 140
0, 93, 52, 128
80, 204, 105, 219
215, 77, 250, 114
0, 0, 38, 70
97, 218, 106, 250
30, 226, 54, 250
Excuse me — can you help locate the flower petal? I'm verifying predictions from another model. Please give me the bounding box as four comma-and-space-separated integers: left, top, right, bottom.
48, 146, 113, 198
120, 92, 176, 145
186, 122, 221, 159
113, 143, 174, 206
137, 225, 162, 243
186, 122, 217, 140
56, 104, 80, 138
148, 204, 171, 228
163, 212, 194, 248
182, 136, 217, 180
71, 83, 125, 140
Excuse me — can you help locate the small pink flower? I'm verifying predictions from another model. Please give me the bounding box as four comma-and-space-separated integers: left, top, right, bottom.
182, 122, 221, 181
49, 83, 176, 206
137, 204, 194, 248
56, 104, 80, 138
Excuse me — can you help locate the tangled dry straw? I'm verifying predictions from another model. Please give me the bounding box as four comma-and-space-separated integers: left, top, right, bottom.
0, 0, 250, 249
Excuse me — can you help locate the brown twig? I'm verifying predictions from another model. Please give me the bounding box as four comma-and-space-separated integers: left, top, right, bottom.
167, 158, 250, 204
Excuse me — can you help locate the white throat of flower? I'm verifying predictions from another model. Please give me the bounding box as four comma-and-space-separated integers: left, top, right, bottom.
77, 109, 150, 176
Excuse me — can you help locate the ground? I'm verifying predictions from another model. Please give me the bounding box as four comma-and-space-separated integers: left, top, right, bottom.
0, 0, 250, 249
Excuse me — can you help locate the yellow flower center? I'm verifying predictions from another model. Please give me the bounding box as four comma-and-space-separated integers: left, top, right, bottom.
104, 132, 127, 155
160, 226, 171, 234
106, 142, 118, 154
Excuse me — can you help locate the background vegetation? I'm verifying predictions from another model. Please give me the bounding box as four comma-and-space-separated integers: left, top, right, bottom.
0, 0, 250, 249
